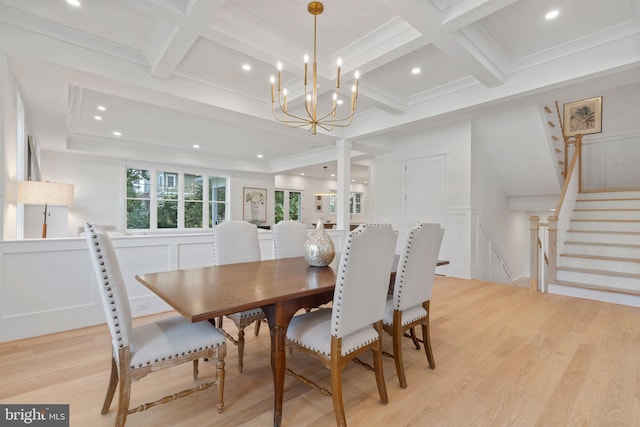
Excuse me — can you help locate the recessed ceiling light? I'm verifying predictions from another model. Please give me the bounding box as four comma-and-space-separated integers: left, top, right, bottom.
331, 174, 335, 177
242, 64, 251, 71
301, 172, 305, 176
94, 115, 102, 121
545, 10, 559, 20
97, 105, 106, 111
351, 179, 355, 182
411, 67, 421, 75
257, 154, 263, 158
364, 180, 367, 184
112, 131, 122, 136
192, 144, 200, 149
66, 0, 80, 6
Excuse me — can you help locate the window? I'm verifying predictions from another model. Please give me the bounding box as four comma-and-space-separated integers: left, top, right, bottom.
275, 189, 302, 223
327, 192, 364, 215
126, 168, 151, 229
157, 171, 178, 228
126, 167, 227, 231
350, 192, 363, 214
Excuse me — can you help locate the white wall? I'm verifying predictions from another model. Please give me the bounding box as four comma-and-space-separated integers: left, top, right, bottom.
30, 150, 276, 238
374, 122, 473, 278
275, 174, 369, 227
471, 132, 530, 282
1, 52, 18, 241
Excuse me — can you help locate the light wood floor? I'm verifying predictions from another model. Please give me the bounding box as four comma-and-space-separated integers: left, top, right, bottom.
2, 277, 640, 426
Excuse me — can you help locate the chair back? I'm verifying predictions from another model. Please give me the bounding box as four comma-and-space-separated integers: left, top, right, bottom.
331, 224, 396, 338
84, 223, 133, 351
212, 220, 261, 265
393, 223, 444, 311
273, 220, 309, 259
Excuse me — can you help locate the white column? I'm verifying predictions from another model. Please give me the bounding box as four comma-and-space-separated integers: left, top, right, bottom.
336, 139, 351, 231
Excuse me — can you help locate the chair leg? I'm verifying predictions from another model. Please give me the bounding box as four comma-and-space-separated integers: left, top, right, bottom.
215, 357, 225, 413
115, 354, 132, 427
101, 357, 119, 414
393, 325, 408, 388
193, 359, 199, 380
408, 327, 421, 349
237, 328, 245, 373
422, 323, 435, 369
372, 345, 389, 404
330, 364, 347, 427
254, 319, 261, 336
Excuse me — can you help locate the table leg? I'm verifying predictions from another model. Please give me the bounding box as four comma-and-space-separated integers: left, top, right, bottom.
261, 301, 296, 427
262, 293, 333, 427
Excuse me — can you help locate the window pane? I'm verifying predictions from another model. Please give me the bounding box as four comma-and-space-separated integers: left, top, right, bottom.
329, 195, 336, 213
209, 176, 226, 202
158, 171, 178, 200
157, 200, 178, 228
274, 190, 284, 224
184, 174, 203, 201
127, 199, 150, 229
289, 191, 301, 221
210, 202, 225, 226
127, 168, 150, 197
185, 201, 203, 228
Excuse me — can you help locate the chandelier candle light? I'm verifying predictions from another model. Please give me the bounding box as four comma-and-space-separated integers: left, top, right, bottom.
270, 1, 359, 135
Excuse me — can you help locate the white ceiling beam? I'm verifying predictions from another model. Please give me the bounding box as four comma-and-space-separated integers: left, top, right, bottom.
148, 0, 225, 79
439, 0, 522, 31
384, 0, 504, 88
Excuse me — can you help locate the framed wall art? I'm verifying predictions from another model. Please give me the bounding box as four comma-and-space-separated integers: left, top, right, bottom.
563, 96, 602, 137
243, 187, 267, 224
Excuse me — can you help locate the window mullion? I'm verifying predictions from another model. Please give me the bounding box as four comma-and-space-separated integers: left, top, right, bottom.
150, 169, 158, 230
177, 172, 185, 229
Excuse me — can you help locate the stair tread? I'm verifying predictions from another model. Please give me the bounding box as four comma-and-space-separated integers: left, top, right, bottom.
571, 218, 640, 223
573, 208, 640, 212
552, 280, 640, 297
557, 265, 640, 279
565, 241, 640, 249
568, 229, 640, 235
560, 253, 640, 263
577, 198, 640, 202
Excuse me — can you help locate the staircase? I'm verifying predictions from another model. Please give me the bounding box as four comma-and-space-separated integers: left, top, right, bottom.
554, 190, 640, 297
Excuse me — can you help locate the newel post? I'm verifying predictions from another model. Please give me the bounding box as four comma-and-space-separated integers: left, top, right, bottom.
547, 215, 558, 285
529, 216, 540, 292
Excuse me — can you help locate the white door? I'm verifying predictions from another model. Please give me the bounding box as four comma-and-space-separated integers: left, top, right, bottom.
404, 154, 446, 225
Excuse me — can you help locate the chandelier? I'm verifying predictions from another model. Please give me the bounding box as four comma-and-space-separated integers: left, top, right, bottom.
270, 1, 360, 135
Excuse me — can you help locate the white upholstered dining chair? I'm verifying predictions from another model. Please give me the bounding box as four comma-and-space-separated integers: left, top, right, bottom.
286, 224, 397, 427
383, 222, 444, 388
211, 220, 266, 373
272, 220, 309, 259
84, 223, 226, 427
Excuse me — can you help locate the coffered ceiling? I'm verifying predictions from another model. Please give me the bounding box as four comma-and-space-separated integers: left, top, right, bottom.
1, 0, 639, 184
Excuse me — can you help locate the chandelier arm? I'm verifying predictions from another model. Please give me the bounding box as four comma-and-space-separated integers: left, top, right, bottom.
318, 109, 356, 125
270, 1, 359, 134
272, 107, 317, 125
272, 92, 315, 123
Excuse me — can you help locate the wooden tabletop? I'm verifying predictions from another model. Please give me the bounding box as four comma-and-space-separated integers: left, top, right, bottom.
135, 257, 338, 323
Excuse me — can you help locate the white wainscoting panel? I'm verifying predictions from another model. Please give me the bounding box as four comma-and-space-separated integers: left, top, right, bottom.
0, 229, 346, 342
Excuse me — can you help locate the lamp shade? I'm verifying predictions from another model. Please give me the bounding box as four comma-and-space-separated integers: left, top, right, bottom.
18, 181, 74, 206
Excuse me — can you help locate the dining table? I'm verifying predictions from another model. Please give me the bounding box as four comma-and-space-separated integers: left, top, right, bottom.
135, 255, 449, 426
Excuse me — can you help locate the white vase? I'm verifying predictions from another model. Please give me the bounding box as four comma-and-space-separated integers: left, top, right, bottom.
304, 219, 335, 267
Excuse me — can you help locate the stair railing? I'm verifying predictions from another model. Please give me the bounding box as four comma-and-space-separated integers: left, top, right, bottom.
529, 216, 549, 292
546, 140, 581, 286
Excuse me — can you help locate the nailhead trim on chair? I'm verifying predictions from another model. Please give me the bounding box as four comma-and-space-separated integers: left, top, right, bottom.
395, 223, 424, 310
89, 223, 127, 349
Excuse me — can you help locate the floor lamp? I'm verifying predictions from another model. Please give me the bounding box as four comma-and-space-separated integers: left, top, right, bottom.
18, 181, 74, 238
